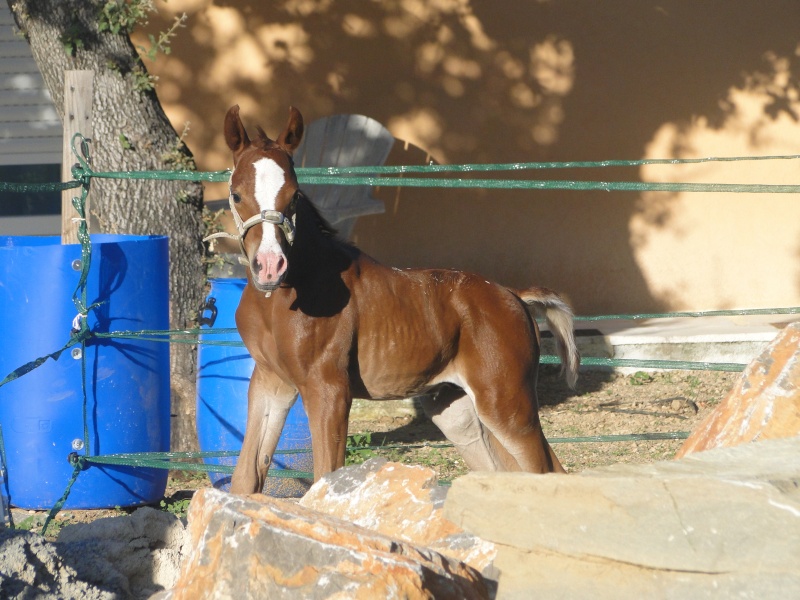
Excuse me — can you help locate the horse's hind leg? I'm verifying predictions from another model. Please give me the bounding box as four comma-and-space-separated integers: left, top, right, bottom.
230, 366, 298, 494
473, 385, 565, 474
420, 388, 520, 472
546, 438, 564, 473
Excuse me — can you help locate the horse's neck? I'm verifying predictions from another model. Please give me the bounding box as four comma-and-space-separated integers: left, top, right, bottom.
286, 202, 357, 287
280, 217, 355, 316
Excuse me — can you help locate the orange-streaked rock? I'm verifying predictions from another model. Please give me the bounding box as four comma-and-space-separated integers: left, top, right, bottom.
163, 487, 488, 600
676, 321, 800, 458
299, 458, 497, 578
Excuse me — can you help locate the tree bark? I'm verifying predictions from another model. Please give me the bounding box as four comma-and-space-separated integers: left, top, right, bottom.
8, 0, 204, 452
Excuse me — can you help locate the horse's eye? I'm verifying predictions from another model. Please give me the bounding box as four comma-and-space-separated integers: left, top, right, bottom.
231, 192, 242, 204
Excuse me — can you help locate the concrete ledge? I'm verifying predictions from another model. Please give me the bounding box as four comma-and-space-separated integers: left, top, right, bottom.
542, 313, 798, 369
445, 436, 800, 599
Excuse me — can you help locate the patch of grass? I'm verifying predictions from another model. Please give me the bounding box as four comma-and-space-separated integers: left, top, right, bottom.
14, 514, 41, 531
16, 512, 75, 537
345, 432, 376, 465
159, 498, 191, 518
628, 371, 654, 386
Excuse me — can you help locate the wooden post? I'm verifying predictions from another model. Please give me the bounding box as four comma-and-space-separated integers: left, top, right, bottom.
61, 70, 93, 244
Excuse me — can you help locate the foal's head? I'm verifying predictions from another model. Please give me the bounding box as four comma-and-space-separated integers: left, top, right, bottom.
224, 105, 304, 292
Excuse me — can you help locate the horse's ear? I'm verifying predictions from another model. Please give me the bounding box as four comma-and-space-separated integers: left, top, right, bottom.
276, 106, 304, 154
224, 105, 250, 163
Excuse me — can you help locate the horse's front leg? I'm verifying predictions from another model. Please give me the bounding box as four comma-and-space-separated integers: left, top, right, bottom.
301, 377, 352, 480
230, 365, 298, 494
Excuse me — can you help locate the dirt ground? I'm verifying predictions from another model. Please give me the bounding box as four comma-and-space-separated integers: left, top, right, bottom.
12, 367, 738, 539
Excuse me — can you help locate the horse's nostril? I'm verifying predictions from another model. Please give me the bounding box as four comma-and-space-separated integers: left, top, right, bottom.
252, 253, 286, 284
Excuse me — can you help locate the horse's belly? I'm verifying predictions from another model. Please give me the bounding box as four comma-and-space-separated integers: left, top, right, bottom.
354, 341, 451, 400
354, 373, 427, 400
351, 274, 462, 399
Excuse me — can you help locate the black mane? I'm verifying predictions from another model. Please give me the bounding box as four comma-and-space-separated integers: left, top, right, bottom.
293, 190, 361, 261
286, 189, 358, 313
295, 190, 338, 238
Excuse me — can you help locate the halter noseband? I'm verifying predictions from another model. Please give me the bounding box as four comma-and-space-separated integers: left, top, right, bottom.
203, 189, 297, 258
239, 208, 296, 246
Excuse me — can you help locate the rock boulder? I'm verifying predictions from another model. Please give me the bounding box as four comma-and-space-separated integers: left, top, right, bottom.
57, 506, 186, 597
160, 487, 489, 600
444, 436, 800, 599
676, 321, 800, 457
0, 506, 186, 600
299, 458, 497, 578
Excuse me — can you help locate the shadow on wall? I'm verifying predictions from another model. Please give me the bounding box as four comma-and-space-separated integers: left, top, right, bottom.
139, 1, 800, 314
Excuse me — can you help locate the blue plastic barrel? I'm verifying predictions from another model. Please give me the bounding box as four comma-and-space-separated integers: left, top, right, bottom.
197, 277, 313, 497
0, 234, 170, 509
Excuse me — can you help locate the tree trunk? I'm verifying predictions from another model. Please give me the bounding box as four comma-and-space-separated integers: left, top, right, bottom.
8, 0, 205, 452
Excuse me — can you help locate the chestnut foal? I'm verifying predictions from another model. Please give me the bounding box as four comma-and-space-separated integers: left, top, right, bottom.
216, 105, 580, 494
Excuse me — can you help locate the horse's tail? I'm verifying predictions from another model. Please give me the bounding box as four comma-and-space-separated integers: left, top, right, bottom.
517, 286, 580, 390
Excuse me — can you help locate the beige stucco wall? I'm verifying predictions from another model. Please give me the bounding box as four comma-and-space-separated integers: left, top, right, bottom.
135, 1, 800, 315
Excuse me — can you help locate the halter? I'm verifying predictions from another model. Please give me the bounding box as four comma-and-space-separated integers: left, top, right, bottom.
203, 188, 297, 258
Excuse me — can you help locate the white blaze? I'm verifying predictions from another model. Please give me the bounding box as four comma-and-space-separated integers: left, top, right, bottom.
253, 157, 287, 254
